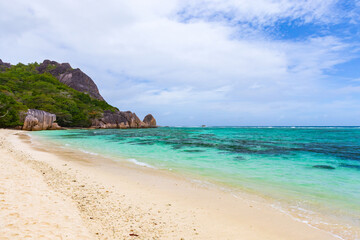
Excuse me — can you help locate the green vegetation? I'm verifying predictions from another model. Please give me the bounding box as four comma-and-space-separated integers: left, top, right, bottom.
0, 63, 117, 128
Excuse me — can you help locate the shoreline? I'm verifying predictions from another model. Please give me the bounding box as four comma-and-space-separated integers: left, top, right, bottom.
30, 129, 359, 240
0, 129, 349, 239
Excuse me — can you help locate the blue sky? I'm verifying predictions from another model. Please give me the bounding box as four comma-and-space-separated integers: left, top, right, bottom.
1, 0, 360, 126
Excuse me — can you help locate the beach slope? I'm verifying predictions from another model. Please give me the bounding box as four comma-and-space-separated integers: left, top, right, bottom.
0, 129, 340, 239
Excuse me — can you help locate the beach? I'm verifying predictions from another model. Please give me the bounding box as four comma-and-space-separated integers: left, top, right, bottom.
0, 129, 345, 239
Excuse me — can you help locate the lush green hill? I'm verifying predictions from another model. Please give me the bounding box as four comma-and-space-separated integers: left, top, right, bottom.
0, 63, 117, 128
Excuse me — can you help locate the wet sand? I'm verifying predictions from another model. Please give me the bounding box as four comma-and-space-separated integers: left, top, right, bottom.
0, 129, 341, 239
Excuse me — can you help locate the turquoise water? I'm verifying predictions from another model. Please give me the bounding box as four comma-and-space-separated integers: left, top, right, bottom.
31, 127, 360, 237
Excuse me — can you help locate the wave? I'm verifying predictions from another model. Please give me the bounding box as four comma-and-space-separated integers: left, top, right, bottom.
126, 158, 155, 169
270, 204, 348, 240
79, 148, 99, 156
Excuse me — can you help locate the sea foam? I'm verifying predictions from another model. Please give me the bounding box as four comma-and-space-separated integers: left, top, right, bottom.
126, 158, 155, 169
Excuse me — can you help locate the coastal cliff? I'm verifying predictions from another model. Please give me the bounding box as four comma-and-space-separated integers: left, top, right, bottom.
36, 60, 104, 101
0, 59, 11, 71
0, 59, 157, 130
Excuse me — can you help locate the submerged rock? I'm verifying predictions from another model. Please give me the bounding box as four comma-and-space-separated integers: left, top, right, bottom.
22, 109, 61, 131
339, 163, 360, 170
312, 165, 336, 170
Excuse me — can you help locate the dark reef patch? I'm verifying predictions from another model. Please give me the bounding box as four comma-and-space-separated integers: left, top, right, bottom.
183, 149, 205, 153
312, 165, 336, 170
339, 163, 360, 170
234, 156, 246, 161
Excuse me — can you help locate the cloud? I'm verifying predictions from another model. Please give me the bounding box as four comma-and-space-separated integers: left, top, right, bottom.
176, 0, 340, 25
0, 0, 359, 125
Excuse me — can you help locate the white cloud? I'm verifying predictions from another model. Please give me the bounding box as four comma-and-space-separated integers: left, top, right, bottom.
0, 0, 359, 125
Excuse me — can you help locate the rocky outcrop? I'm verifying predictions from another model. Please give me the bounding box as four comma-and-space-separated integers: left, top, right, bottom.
22, 109, 61, 131
91, 111, 157, 129
0, 59, 11, 71
36, 60, 104, 101
0, 58, 158, 130
143, 114, 157, 127
34, 60, 159, 128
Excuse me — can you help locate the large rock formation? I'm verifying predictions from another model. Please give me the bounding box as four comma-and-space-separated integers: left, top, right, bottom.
35, 60, 158, 128
0, 58, 158, 129
91, 110, 154, 129
143, 114, 157, 127
0, 59, 11, 71
22, 109, 61, 131
37, 60, 104, 101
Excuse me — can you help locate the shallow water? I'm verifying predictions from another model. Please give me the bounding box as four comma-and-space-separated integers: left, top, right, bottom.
31, 127, 360, 239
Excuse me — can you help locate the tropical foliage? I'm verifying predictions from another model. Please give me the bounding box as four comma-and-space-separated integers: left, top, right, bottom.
0, 63, 116, 128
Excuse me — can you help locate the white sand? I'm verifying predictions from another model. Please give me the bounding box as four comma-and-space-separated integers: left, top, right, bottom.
0, 131, 92, 239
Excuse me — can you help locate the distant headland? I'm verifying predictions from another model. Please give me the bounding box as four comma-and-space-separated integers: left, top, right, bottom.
0, 59, 156, 130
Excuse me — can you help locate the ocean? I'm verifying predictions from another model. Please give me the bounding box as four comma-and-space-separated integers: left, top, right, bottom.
30, 127, 360, 239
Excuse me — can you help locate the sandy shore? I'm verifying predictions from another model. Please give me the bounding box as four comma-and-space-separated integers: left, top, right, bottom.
0, 129, 342, 240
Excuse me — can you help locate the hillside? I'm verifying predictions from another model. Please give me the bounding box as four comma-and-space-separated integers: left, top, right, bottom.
0, 60, 154, 129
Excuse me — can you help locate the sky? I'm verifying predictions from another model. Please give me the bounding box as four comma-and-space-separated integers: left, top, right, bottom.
1, 0, 360, 126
